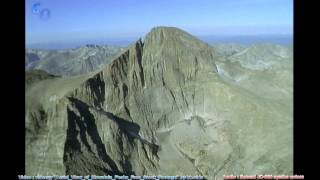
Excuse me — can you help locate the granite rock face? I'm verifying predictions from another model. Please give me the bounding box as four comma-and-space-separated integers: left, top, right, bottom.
26, 27, 293, 179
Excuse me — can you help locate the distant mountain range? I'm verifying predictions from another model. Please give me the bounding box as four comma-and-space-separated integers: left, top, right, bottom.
228, 44, 293, 70
26, 42, 292, 78
201, 34, 293, 46
211, 43, 246, 56
26, 27, 293, 179
26, 45, 126, 76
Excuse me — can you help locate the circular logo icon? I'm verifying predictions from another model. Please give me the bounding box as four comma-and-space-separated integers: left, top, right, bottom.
31, 2, 41, 14
40, 8, 51, 21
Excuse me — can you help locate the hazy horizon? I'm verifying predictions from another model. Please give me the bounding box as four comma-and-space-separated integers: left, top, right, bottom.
26, 33, 293, 50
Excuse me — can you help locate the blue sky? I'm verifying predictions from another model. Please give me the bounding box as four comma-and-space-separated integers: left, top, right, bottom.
26, 0, 293, 46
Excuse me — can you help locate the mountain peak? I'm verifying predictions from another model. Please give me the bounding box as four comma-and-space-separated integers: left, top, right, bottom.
85, 44, 100, 48
25, 26, 293, 179
143, 26, 212, 53
145, 26, 197, 42
149, 26, 187, 34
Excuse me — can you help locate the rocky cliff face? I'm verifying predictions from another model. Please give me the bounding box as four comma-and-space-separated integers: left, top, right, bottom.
26, 27, 293, 179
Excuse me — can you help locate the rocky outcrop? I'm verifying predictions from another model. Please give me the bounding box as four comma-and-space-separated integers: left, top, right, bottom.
26, 27, 293, 179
